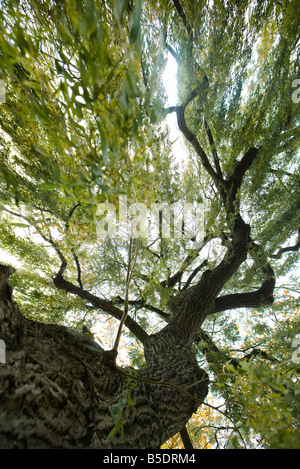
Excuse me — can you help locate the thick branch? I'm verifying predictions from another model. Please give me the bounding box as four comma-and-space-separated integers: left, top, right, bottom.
0, 267, 208, 449
0, 264, 16, 301
172, 0, 192, 35
53, 273, 149, 344
206, 241, 275, 315
166, 111, 260, 214
169, 257, 275, 322
162, 25, 180, 64
226, 147, 260, 210
231, 148, 260, 187
212, 283, 275, 315
167, 216, 251, 344
165, 42, 180, 63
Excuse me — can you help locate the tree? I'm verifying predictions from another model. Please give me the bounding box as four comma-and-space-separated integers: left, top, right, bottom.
0, 0, 299, 449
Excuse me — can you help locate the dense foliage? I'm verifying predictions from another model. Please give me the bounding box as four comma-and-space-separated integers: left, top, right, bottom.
0, 0, 299, 448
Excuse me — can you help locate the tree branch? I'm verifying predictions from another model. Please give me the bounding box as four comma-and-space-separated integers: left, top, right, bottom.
271, 228, 300, 259
1, 207, 148, 343
165, 42, 180, 63
71, 248, 83, 289
172, 0, 192, 36
113, 238, 140, 354
196, 328, 240, 370
204, 118, 223, 179
211, 243, 275, 315
226, 147, 260, 210
196, 329, 278, 373
53, 273, 149, 344
162, 26, 180, 64
160, 248, 203, 289
176, 105, 220, 185
181, 260, 208, 291
180, 425, 194, 449
115, 295, 170, 321
212, 284, 274, 315
65, 202, 81, 231
0, 207, 68, 275
167, 216, 251, 344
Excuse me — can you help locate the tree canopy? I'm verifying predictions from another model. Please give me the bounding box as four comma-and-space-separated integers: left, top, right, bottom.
0, 0, 300, 449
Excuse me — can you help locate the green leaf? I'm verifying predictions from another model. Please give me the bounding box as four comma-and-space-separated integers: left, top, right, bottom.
106, 420, 123, 442
126, 392, 136, 407
129, 0, 142, 44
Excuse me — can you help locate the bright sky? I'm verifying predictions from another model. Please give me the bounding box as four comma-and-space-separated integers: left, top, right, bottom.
162, 53, 178, 106
162, 54, 187, 167
0, 54, 184, 269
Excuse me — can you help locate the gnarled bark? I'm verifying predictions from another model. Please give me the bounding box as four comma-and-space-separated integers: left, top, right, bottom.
0, 265, 208, 449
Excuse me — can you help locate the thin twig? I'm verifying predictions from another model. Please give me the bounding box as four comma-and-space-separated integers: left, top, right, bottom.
71, 248, 83, 289
271, 228, 300, 259
115, 364, 231, 421
112, 238, 140, 354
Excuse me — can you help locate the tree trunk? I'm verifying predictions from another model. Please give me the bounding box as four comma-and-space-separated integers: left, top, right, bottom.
0, 265, 208, 449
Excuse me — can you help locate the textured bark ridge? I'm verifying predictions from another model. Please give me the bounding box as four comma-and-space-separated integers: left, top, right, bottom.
0, 265, 208, 449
